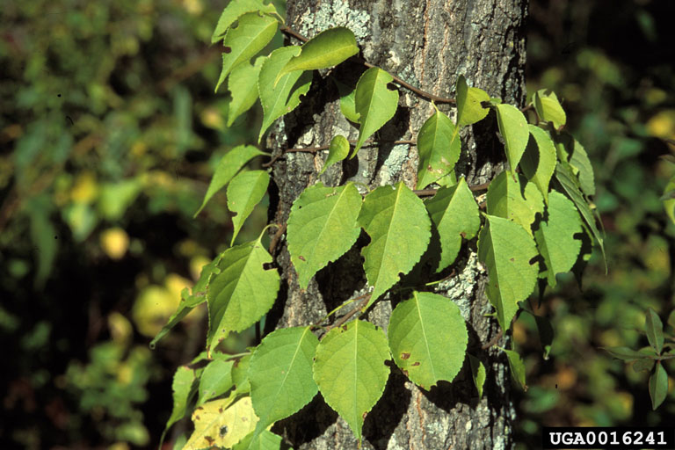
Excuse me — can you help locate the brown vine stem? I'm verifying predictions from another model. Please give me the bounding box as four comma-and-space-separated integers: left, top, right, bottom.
268, 222, 287, 256
323, 293, 372, 333
262, 139, 416, 168
279, 25, 455, 104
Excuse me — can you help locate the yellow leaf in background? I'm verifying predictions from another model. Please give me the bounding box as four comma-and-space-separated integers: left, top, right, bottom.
100, 227, 129, 260
132, 286, 179, 337
71, 172, 98, 203
646, 109, 675, 140
108, 311, 132, 344
184, 396, 258, 450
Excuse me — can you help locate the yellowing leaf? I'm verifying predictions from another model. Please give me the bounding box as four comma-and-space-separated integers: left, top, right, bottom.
184, 395, 258, 450
100, 227, 129, 260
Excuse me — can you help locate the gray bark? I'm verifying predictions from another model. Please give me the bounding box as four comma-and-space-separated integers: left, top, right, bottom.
265, 1, 527, 448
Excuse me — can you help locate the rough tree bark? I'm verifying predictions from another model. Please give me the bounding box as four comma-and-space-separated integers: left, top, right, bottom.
265, 1, 528, 448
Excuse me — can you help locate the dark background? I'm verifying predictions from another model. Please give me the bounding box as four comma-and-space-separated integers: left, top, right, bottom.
1, 0, 674, 448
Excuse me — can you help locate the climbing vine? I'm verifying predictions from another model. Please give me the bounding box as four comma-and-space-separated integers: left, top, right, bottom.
148, 1, 632, 448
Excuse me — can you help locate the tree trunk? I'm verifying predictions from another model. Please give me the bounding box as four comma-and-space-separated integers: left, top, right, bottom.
266, 0, 527, 448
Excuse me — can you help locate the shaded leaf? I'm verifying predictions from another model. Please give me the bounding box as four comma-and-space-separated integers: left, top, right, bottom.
669, 310, 675, 330
649, 362, 669, 410
455, 75, 490, 127
232, 355, 252, 395
227, 170, 270, 245
388, 292, 468, 389
424, 178, 480, 272
277, 27, 359, 81
160, 366, 197, 448
486, 170, 544, 235
207, 239, 280, 354
495, 104, 529, 171
504, 349, 528, 391
353, 68, 399, 156
478, 215, 538, 330
416, 109, 461, 189
664, 178, 675, 224
645, 308, 664, 354
603, 346, 644, 361
358, 182, 431, 306
249, 327, 318, 441
198, 359, 235, 406
334, 79, 359, 123
468, 355, 486, 398
633, 358, 655, 373
533, 314, 554, 360
320, 135, 350, 175
568, 139, 595, 197
534, 190, 583, 287
195, 145, 267, 217
211, 0, 276, 43
227, 58, 265, 127
533, 89, 566, 129
258, 46, 313, 142
313, 320, 390, 442
521, 125, 557, 203
287, 182, 362, 288
215, 12, 278, 93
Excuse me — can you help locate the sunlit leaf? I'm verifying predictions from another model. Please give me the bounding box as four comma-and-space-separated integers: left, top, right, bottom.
277, 27, 359, 81
358, 182, 431, 307
495, 104, 529, 171
455, 75, 490, 127
233, 429, 287, 450
258, 46, 313, 142
313, 320, 390, 442
334, 79, 359, 123
468, 355, 486, 398
184, 395, 258, 450
424, 178, 480, 272
287, 182, 362, 288
416, 109, 461, 189
227, 58, 265, 126
161, 366, 197, 448
352, 68, 399, 156
388, 292, 467, 389
533, 89, 566, 129
198, 359, 235, 406
521, 125, 557, 203
211, 0, 277, 43
486, 170, 544, 235
195, 145, 267, 217
215, 12, 278, 93
227, 170, 270, 245
320, 135, 350, 175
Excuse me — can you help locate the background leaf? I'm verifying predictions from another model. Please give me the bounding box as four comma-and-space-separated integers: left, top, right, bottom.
478, 215, 538, 329
645, 308, 664, 354
358, 182, 431, 306
425, 178, 480, 272
249, 327, 319, 441
258, 46, 313, 142
496, 104, 530, 171
227, 170, 270, 245
388, 292, 468, 389
287, 182, 362, 288
313, 320, 390, 442
353, 68, 399, 155
207, 240, 280, 354
416, 109, 461, 189
195, 145, 267, 217
648, 362, 668, 410
215, 12, 278, 93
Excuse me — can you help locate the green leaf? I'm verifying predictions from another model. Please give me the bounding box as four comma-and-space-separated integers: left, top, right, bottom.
227, 57, 265, 127
358, 182, 431, 306
333, 79, 359, 123
277, 27, 359, 81
352, 68, 399, 156
521, 125, 557, 203
568, 139, 595, 197
185, 395, 258, 450
486, 170, 544, 235
313, 320, 390, 442
664, 178, 675, 224
533, 89, 566, 129
197, 359, 235, 406
478, 215, 538, 330
207, 239, 280, 354
603, 346, 644, 361
416, 109, 461, 189
320, 135, 350, 175
249, 327, 319, 441
227, 170, 270, 245
388, 292, 468, 389
645, 308, 665, 354
668, 310, 675, 330
503, 348, 528, 391
195, 145, 267, 217
211, 0, 277, 44
258, 46, 313, 143
232, 355, 252, 395
555, 162, 606, 266
649, 362, 669, 410
425, 178, 480, 272
468, 355, 486, 398
151, 254, 224, 348
633, 358, 655, 373
534, 190, 583, 287
233, 430, 286, 450
287, 182, 362, 288
161, 366, 197, 448
455, 75, 490, 127
215, 12, 278, 93
495, 104, 529, 171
